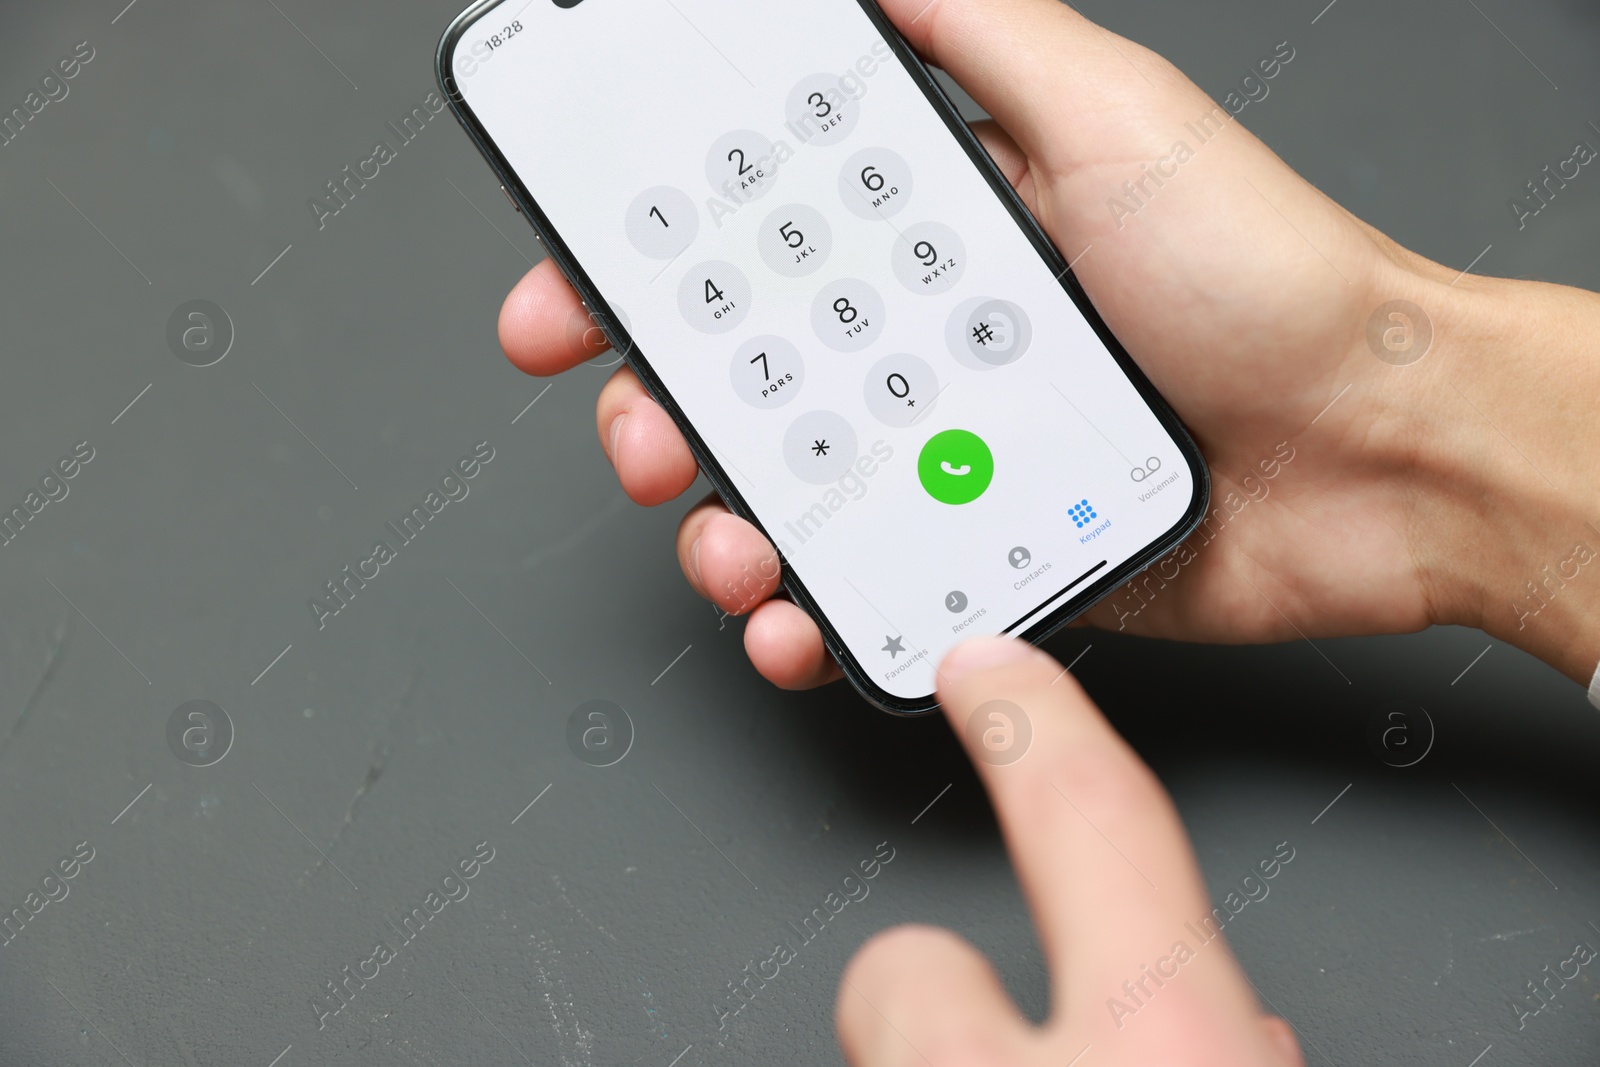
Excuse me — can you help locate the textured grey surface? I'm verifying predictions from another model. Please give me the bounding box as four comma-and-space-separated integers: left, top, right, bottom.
1, 0, 1597, 1064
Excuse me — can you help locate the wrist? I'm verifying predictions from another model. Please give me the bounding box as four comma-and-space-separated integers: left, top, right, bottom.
1394, 269, 1600, 684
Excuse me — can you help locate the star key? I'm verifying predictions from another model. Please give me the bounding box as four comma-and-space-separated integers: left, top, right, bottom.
811, 439, 830, 456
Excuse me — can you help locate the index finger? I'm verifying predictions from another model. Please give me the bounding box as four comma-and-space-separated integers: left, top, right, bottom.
499, 257, 614, 376
934, 637, 1266, 1045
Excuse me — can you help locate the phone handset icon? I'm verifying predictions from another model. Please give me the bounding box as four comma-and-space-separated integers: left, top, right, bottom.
918, 429, 994, 505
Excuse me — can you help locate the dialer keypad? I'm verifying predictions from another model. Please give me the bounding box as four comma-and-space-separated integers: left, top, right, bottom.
621, 78, 1042, 504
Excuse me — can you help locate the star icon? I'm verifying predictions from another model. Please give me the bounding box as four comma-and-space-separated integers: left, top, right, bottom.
811, 439, 830, 456
881, 635, 905, 659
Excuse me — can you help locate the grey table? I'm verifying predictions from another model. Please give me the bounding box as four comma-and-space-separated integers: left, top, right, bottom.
1, 0, 1597, 1064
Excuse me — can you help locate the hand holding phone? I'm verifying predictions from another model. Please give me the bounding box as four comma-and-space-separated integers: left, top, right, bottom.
462, 0, 1433, 707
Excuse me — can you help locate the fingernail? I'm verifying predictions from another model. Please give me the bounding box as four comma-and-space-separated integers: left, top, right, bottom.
606, 412, 627, 462
939, 636, 1041, 685
687, 535, 703, 588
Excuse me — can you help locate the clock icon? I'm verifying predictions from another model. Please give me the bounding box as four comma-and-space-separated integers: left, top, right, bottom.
945, 590, 968, 614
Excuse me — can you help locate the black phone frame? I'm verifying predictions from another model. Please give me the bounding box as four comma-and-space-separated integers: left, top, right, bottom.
435, 0, 1211, 715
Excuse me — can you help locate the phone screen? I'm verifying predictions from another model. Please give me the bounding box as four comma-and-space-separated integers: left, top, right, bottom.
443, 0, 1206, 710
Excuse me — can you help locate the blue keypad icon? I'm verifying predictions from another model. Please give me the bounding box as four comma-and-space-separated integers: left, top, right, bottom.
1069, 498, 1097, 528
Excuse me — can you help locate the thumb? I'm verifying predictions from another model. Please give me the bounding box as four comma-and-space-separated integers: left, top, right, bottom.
874, 0, 1201, 170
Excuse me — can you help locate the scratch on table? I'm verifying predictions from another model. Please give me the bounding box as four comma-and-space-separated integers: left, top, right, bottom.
305, 662, 418, 886
553, 873, 617, 944
518, 493, 630, 573
531, 934, 596, 1067
0, 620, 71, 764
637, 977, 672, 1042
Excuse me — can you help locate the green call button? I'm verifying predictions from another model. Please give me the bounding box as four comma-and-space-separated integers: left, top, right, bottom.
917, 429, 994, 505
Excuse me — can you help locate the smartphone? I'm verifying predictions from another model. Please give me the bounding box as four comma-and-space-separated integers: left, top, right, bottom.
437, 0, 1209, 714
